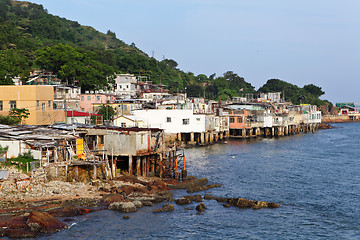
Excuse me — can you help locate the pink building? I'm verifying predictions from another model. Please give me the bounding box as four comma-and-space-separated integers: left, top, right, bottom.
79, 93, 116, 113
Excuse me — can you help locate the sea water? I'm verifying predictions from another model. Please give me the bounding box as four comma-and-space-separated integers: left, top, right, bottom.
40, 122, 360, 239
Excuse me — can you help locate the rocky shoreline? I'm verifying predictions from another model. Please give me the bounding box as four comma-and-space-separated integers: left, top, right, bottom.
0, 174, 280, 238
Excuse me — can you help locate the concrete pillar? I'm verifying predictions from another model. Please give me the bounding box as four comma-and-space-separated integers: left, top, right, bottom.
93, 165, 97, 179
215, 133, 219, 141
272, 127, 275, 137
205, 132, 209, 143
200, 132, 205, 144
142, 157, 146, 177
209, 131, 214, 144
136, 157, 141, 176
220, 132, 224, 140
129, 155, 133, 175
190, 132, 194, 142
242, 129, 246, 138
177, 132, 182, 141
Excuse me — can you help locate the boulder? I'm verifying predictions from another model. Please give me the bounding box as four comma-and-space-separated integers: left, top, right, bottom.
153, 190, 174, 203
175, 197, 192, 205
26, 211, 67, 233
101, 194, 126, 205
195, 203, 206, 214
132, 200, 143, 208
186, 194, 203, 202
153, 203, 174, 213
108, 202, 137, 213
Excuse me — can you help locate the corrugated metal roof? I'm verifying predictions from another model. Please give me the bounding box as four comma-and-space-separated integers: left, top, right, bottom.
0, 170, 9, 180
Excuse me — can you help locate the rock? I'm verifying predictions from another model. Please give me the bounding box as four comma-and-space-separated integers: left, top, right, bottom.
101, 194, 126, 205
132, 200, 143, 208
187, 184, 222, 193
267, 202, 281, 208
123, 215, 130, 219
186, 194, 203, 202
142, 201, 154, 207
153, 190, 174, 203
48, 205, 95, 217
196, 203, 206, 214
182, 176, 197, 181
168, 177, 209, 190
26, 211, 67, 233
5, 229, 38, 238
153, 203, 174, 213
204, 194, 219, 200
175, 197, 192, 205
108, 202, 137, 213
223, 204, 231, 208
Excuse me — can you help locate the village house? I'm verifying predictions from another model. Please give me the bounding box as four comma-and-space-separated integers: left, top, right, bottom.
113, 74, 138, 99
79, 91, 117, 113
113, 115, 144, 128
53, 85, 81, 112
0, 85, 64, 125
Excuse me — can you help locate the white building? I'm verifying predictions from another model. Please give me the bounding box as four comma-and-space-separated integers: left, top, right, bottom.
132, 109, 205, 133
114, 74, 138, 99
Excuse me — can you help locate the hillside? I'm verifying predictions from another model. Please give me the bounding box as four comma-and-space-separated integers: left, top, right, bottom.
0, 0, 329, 106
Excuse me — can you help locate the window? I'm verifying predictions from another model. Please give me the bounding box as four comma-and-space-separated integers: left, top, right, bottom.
87, 96, 91, 101
182, 118, 189, 125
121, 122, 126, 127
196, 118, 201, 121
42, 103, 45, 110
126, 85, 129, 88
96, 96, 100, 101
9, 101, 16, 109
119, 85, 122, 89
166, 117, 171, 122
237, 117, 242, 123
48, 101, 51, 108
0, 101, 2, 111
230, 117, 235, 123
81, 96, 84, 101
37, 100, 40, 107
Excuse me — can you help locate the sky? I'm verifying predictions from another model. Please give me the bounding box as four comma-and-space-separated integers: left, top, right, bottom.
27, 0, 360, 103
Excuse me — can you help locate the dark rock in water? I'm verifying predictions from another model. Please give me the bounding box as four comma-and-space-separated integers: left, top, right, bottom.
123, 215, 130, 219
48, 205, 95, 217
26, 211, 67, 233
108, 202, 137, 213
204, 194, 218, 200
223, 204, 231, 208
141, 201, 154, 207
196, 203, 206, 214
168, 177, 208, 190
182, 176, 197, 181
187, 184, 222, 193
153, 190, 174, 203
175, 197, 192, 205
186, 194, 203, 202
153, 203, 174, 213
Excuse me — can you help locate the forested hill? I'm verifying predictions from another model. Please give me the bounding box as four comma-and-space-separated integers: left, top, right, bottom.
0, 0, 329, 107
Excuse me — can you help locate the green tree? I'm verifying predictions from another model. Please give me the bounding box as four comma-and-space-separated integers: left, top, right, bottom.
9, 108, 30, 124
96, 104, 115, 122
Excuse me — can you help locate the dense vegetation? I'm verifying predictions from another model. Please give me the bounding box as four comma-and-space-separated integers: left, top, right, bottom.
258, 79, 331, 107
0, 0, 328, 106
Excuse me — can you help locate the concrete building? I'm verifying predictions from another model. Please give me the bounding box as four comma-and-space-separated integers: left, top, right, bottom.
79, 92, 116, 113
114, 74, 138, 99
0, 85, 64, 125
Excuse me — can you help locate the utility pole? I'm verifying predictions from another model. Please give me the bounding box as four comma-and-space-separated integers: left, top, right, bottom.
64, 94, 67, 124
